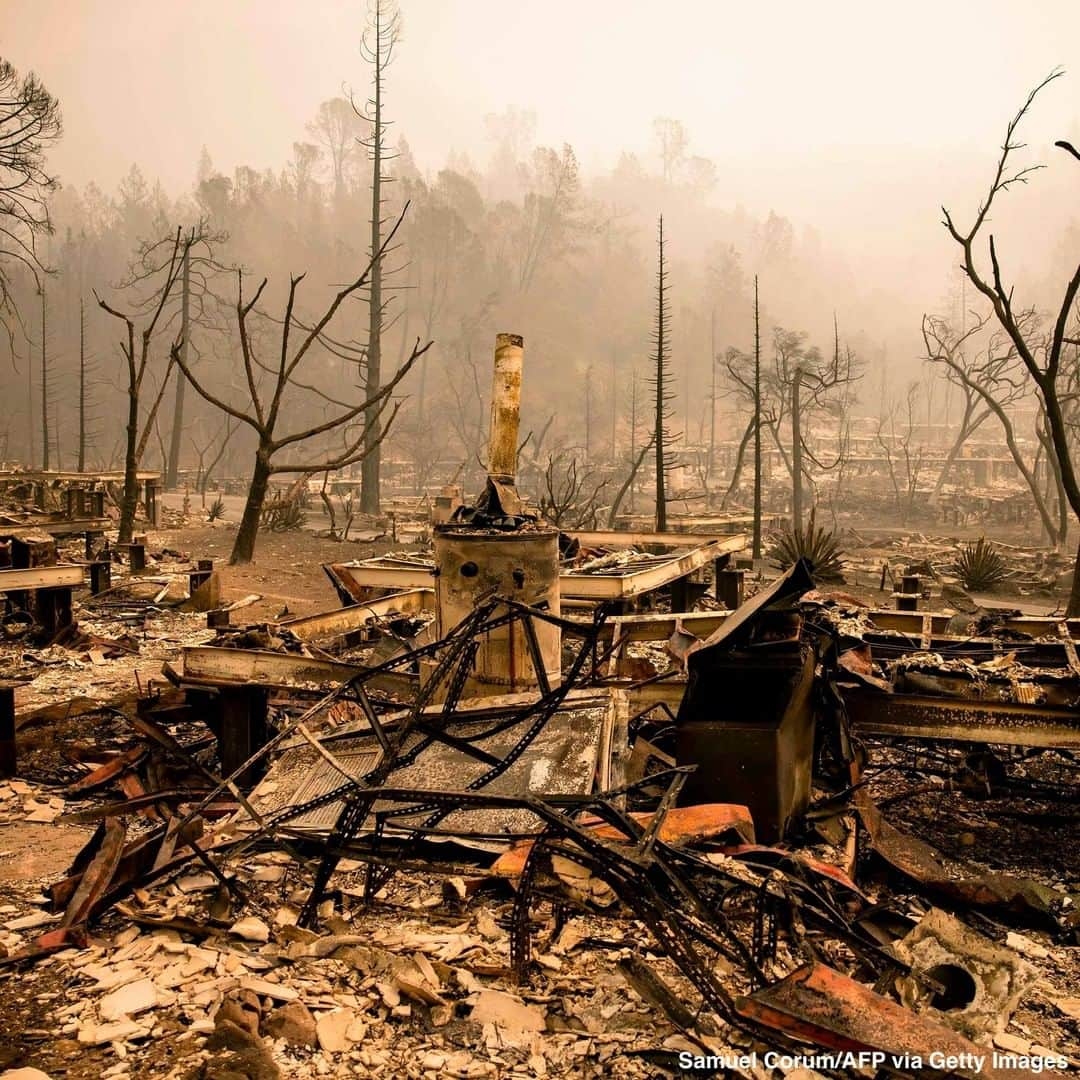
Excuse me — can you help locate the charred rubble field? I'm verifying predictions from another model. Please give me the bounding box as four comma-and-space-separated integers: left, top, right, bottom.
0, 508, 1078, 1080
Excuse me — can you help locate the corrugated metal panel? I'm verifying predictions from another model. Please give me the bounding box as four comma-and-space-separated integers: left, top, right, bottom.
286, 749, 382, 832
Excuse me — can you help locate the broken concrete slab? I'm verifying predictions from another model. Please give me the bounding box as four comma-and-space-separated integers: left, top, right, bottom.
891, 908, 1038, 1040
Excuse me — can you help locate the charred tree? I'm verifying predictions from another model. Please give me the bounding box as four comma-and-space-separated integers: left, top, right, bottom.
0, 60, 61, 353
355, 0, 401, 515
96, 229, 187, 543
78, 297, 87, 471
650, 216, 677, 531
752, 275, 762, 559
164, 238, 190, 489
39, 286, 48, 470
941, 72, 1080, 611
172, 205, 430, 564
923, 313, 1055, 540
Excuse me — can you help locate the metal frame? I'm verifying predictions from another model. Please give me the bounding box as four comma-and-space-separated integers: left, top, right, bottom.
327, 535, 747, 602
0, 564, 84, 591
277, 588, 435, 642
179, 646, 416, 697
842, 684, 1080, 749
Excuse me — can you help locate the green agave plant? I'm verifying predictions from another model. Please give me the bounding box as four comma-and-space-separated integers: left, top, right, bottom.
766, 512, 846, 581
954, 537, 1008, 592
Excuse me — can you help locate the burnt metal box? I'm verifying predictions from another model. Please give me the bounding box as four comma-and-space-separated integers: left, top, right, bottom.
675, 639, 816, 843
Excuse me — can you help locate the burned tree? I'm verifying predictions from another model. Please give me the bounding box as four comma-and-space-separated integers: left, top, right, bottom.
606, 430, 656, 528
0, 59, 61, 348
942, 71, 1080, 613
172, 205, 431, 565
875, 380, 927, 518
96, 228, 190, 543
921, 314, 1052, 532
650, 215, 677, 531
537, 446, 609, 529
354, 0, 402, 515
125, 222, 229, 490
38, 285, 52, 469
77, 296, 100, 472
752, 276, 762, 558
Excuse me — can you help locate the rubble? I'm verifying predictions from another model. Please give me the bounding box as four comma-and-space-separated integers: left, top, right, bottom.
0, 342, 1077, 1079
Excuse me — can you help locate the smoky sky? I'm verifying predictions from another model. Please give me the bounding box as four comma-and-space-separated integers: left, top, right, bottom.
6, 0, 1080, 304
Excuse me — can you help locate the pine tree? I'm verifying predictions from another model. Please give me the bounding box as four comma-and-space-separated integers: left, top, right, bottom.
752, 275, 762, 560
650, 216, 677, 531
357, 0, 402, 515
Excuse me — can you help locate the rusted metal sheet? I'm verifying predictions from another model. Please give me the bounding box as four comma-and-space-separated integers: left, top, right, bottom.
843, 684, 1080, 749
490, 803, 756, 879
60, 818, 127, 928
855, 791, 1062, 924
722, 845, 868, 901
735, 962, 1035, 1080
0, 926, 88, 968
685, 558, 814, 658
64, 746, 147, 796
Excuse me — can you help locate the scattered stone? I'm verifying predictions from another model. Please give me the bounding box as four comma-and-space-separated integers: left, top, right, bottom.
4, 911, 58, 931
469, 989, 546, 1034
229, 916, 270, 943
176, 873, 218, 893
77, 1019, 147, 1045
215, 990, 262, 1039
994, 1032, 1033, 1055
475, 910, 502, 940
263, 1001, 317, 1047
1054, 998, 1080, 1021
240, 977, 298, 1002
99, 978, 158, 1021
1005, 932, 1051, 960
315, 1007, 357, 1053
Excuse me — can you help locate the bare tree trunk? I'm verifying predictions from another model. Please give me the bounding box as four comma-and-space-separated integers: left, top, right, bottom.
78, 298, 86, 472
791, 366, 803, 530
607, 434, 656, 527
720, 414, 755, 510
752, 275, 762, 560
231, 448, 273, 564
201, 418, 236, 495
118, 380, 140, 543
319, 474, 339, 540
996, 409, 1059, 544
653, 217, 669, 532
165, 240, 190, 489
1068, 541, 1080, 618
931, 400, 984, 502
708, 309, 716, 487
26, 347, 34, 469
584, 367, 592, 466
360, 4, 386, 516
40, 288, 49, 470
